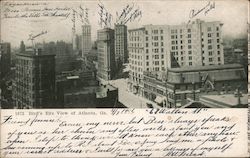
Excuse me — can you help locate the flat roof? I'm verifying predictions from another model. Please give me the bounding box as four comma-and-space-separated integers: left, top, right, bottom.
200, 94, 248, 107
168, 64, 243, 73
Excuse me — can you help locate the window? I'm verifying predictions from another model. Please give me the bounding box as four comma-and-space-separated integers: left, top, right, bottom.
161, 61, 164, 64
155, 67, 159, 71
172, 46, 175, 50
171, 35, 175, 39
208, 39, 212, 43
180, 29, 182, 33
207, 27, 212, 31
188, 51, 192, 55
188, 28, 191, 33
154, 36, 158, 40
180, 46, 183, 49
218, 57, 221, 61
208, 33, 212, 37
146, 55, 149, 60
146, 37, 148, 41
176, 52, 178, 56
154, 42, 158, 46
160, 30, 163, 34
188, 40, 191, 43
181, 57, 183, 61
209, 58, 213, 62
180, 40, 183, 44
216, 27, 219, 31
216, 33, 219, 37
161, 54, 164, 58
161, 36, 163, 40
155, 61, 159, 65
217, 45, 220, 49
153, 30, 158, 34
146, 43, 148, 47
145, 31, 148, 35
176, 41, 178, 44
155, 55, 159, 59
180, 35, 183, 38
188, 34, 191, 38
146, 49, 149, 53
161, 48, 164, 52
217, 39, 220, 43
171, 41, 175, 45
217, 51, 220, 55
146, 62, 149, 66
175, 46, 178, 49
188, 45, 192, 49
208, 45, 212, 49
181, 51, 183, 55
189, 56, 192, 60
161, 42, 164, 46
209, 51, 212, 56
189, 62, 192, 66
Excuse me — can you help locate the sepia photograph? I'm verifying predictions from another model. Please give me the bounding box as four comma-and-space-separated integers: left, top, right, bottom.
0, 0, 248, 109
0, 0, 250, 158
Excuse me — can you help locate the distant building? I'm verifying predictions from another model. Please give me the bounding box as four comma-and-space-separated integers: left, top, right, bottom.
73, 34, 82, 56
128, 19, 224, 96
82, 25, 92, 56
0, 42, 11, 79
13, 48, 56, 108
223, 46, 235, 64
114, 24, 128, 67
42, 41, 77, 73
143, 64, 247, 108
97, 28, 115, 83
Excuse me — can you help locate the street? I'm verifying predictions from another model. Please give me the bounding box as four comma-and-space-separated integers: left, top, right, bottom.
109, 78, 160, 108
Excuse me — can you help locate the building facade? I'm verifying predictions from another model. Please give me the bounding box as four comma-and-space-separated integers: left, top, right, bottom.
13, 48, 56, 108
128, 19, 224, 96
0, 42, 11, 79
143, 64, 247, 108
82, 25, 92, 56
97, 28, 115, 83
114, 24, 128, 67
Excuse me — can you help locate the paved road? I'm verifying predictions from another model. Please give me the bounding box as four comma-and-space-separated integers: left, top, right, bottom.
110, 79, 160, 108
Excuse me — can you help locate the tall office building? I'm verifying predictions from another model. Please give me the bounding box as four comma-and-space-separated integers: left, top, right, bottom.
0, 42, 11, 79
128, 19, 224, 95
114, 24, 128, 67
13, 48, 56, 109
82, 25, 92, 56
97, 28, 115, 83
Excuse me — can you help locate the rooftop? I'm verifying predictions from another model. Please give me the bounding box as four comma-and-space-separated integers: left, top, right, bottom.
17, 48, 55, 57
200, 94, 248, 108
168, 64, 243, 73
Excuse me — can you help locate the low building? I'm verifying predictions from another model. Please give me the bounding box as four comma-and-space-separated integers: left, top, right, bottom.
143, 64, 247, 108
63, 84, 120, 108
200, 93, 247, 108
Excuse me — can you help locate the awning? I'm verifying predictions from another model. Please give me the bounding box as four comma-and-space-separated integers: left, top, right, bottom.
155, 96, 165, 104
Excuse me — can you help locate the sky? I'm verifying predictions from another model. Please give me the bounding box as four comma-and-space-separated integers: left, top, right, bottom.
0, 0, 248, 48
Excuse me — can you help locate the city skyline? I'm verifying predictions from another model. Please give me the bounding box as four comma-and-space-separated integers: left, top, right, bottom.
0, 0, 248, 109
1, 0, 248, 47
